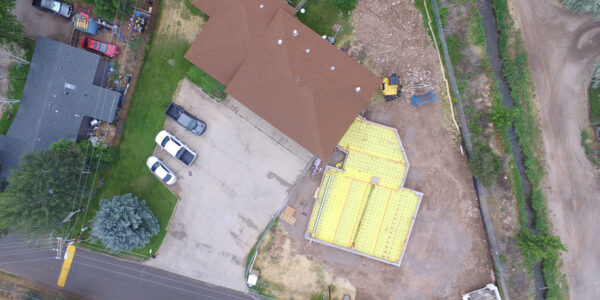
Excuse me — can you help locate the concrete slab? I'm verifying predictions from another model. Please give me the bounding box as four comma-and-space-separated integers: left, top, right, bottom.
145, 79, 311, 291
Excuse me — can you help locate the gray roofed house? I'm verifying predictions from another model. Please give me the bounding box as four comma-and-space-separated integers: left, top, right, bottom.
0, 37, 120, 187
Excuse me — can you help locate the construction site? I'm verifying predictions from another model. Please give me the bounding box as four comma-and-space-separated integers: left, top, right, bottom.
248, 0, 494, 298
306, 118, 422, 266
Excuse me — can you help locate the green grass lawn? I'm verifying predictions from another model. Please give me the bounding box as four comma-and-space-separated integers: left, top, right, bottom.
0, 44, 34, 134
77, 16, 196, 257
296, 0, 355, 46
186, 66, 226, 101
74, 1, 231, 257
589, 85, 600, 124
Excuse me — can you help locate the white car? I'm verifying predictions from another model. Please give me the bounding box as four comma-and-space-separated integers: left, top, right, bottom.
154, 130, 197, 166
146, 156, 177, 185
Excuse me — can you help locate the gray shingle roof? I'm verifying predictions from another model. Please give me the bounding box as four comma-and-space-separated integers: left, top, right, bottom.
0, 37, 120, 185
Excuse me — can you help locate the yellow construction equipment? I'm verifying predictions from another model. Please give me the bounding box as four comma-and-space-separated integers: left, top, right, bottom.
380, 73, 402, 101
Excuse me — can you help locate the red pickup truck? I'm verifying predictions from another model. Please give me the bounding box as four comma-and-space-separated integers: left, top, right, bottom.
80, 37, 118, 58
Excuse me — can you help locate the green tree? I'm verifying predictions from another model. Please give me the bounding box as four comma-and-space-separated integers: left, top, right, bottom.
517, 230, 567, 265
468, 143, 502, 187
91, 194, 159, 252
592, 57, 600, 89
0, 149, 83, 236
561, 0, 600, 18
336, 0, 358, 14
82, 0, 134, 20
0, 0, 25, 45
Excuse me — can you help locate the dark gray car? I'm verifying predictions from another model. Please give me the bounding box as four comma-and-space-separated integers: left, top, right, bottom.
165, 103, 207, 136
32, 0, 73, 18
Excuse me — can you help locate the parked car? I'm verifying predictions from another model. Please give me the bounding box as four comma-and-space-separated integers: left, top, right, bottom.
80, 37, 118, 58
32, 0, 73, 18
165, 103, 207, 136
146, 155, 177, 185
155, 130, 197, 166
146, 156, 177, 185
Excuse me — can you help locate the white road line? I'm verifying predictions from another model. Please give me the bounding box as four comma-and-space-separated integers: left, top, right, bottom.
73, 261, 247, 300
75, 253, 248, 299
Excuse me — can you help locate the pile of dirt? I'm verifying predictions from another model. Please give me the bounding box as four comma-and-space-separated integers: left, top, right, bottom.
158, 1, 205, 43
352, 0, 441, 93
253, 225, 355, 300
94, 122, 117, 147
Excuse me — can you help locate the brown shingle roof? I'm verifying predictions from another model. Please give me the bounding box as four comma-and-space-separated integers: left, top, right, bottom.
186, 0, 380, 159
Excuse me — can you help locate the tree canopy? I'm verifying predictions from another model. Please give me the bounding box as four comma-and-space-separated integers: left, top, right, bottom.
0, 0, 25, 45
0, 147, 83, 236
468, 143, 502, 187
592, 58, 600, 89
91, 194, 159, 252
82, 0, 134, 20
562, 0, 600, 18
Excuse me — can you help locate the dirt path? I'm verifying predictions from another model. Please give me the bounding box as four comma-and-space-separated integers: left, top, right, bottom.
510, 0, 600, 298
14, 1, 73, 43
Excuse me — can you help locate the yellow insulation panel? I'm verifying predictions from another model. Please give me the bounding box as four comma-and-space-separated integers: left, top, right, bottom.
307, 118, 422, 264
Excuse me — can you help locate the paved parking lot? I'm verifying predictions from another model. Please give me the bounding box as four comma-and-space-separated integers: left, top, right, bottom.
145, 79, 312, 291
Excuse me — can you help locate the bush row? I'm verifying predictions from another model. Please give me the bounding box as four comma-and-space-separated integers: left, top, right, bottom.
491, 0, 568, 298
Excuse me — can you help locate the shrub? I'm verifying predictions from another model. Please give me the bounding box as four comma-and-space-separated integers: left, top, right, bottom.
592, 57, 600, 89
516, 230, 566, 266
468, 143, 502, 187
336, 0, 358, 14
91, 194, 160, 252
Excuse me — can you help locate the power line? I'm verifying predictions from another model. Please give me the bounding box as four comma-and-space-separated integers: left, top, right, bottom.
74, 252, 248, 299
0, 257, 56, 267
73, 259, 247, 300
0, 249, 53, 258
64, 0, 130, 241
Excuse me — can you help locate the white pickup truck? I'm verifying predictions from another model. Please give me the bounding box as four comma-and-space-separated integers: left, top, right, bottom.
154, 130, 197, 166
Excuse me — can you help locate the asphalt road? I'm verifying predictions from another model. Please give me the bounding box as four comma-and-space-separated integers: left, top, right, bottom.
0, 234, 253, 300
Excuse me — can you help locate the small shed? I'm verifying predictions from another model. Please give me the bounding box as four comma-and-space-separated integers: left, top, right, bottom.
73, 13, 98, 34
462, 284, 502, 300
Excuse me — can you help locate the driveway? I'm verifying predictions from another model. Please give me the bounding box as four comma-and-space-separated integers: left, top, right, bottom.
511, 0, 600, 298
146, 79, 312, 291
15, 1, 73, 44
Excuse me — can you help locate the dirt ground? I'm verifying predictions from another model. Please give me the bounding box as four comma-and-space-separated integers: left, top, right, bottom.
254, 225, 356, 300
256, 0, 495, 299
0, 271, 67, 300
510, 0, 600, 298
14, 1, 73, 44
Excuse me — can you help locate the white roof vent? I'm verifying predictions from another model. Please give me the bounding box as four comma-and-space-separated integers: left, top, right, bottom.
355, 87, 361, 93
330, 66, 335, 71
259, 4, 264, 8
293, 29, 299, 37
321, 35, 327, 39
277, 39, 283, 45
300, 8, 306, 14
305, 48, 310, 53
64, 82, 76, 90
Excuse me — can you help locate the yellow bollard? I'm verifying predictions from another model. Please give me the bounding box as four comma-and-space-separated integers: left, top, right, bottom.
57, 244, 76, 287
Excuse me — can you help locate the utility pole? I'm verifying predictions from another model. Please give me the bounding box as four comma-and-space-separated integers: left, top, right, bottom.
53, 237, 63, 259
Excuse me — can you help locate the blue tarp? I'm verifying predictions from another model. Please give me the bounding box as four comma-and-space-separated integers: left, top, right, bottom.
411, 91, 438, 107
73, 14, 98, 35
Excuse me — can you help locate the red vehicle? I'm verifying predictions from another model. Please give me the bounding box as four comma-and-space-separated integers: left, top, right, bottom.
80, 37, 118, 58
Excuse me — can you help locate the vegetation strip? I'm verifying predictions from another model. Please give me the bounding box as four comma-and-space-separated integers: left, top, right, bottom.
414, 0, 510, 298
490, 0, 567, 297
